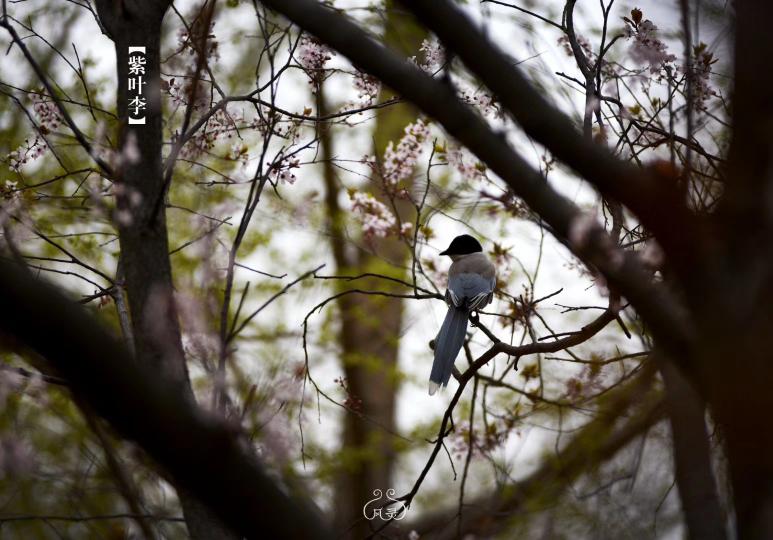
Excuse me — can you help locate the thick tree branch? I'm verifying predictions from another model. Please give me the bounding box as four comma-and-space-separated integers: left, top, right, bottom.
399, 0, 702, 267
257, 0, 695, 359
0, 260, 333, 540
660, 360, 727, 540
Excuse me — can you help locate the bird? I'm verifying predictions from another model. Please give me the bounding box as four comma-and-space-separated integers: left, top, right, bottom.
429, 234, 496, 395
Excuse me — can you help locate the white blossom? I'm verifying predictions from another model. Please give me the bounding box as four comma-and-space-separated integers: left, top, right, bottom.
687, 43, 717, 107
121, 132, 141, 165
114, 208, 133, 226
461, 90, 500, 118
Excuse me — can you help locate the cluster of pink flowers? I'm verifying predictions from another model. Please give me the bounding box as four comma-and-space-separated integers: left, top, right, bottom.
623, 9, 676, 74
461, 90, 500, 118
268, 156, 300, 185
688, 42, 717, 106
298, 35, 334, 88
380, 120, 430, 187
412, 39, 445, 72
350, 191, 398, 240
7, 136, 47, 172
353, 70, 380, 106
176, 108, 237, 159
31, 93, 61, 132
557, 34, 594, 61
445, 145, 486, 180
164, 76, 211, 110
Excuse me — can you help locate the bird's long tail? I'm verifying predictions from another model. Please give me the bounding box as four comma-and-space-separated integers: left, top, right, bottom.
429, 306, 468, 395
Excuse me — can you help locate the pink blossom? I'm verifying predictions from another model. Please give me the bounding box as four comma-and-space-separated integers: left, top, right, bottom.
114, 209, 133, 226
175, 108, 240, 159
687, 43, 717, 106
413, 39, 445, 72
461, 90, 500, 118
445, 146, 485, 180
298, 35, 334, 89
381, 120, 430, 187
31, 93, 61, 131
121, 132, 141, 165
623, 13, 676, 74
268, 156, 300, 185
166, 76, 210, 110
350, 192, 396, 239
6, 136, 47, 172
557, 34, 594, 60
353, 71, 380, 106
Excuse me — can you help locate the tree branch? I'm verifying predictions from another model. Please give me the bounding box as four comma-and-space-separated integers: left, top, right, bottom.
257, 0, 695, 360
0, 259, 333, 540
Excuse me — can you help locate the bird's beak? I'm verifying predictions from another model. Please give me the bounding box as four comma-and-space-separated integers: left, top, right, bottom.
439, 249, 449, 256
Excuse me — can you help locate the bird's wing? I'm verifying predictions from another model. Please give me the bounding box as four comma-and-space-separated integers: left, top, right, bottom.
448, 273, 494, 311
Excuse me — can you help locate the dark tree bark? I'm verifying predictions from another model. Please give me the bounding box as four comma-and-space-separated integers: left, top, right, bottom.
661, 361, 726, 540
0, 259, 333, 540
92, 2, 237, 537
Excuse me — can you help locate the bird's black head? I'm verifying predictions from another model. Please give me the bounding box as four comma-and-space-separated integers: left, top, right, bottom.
440, 234, 483, 256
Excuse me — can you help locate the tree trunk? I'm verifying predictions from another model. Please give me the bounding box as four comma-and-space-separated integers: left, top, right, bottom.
661, 361, 726, 540
93, 2, 238, 538
320, 7, 424, 536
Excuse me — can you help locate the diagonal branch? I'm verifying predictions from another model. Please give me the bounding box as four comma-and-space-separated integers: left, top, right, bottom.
399, 0, 702, 266
257, 0, 695, 359
0, 259, 333, 540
